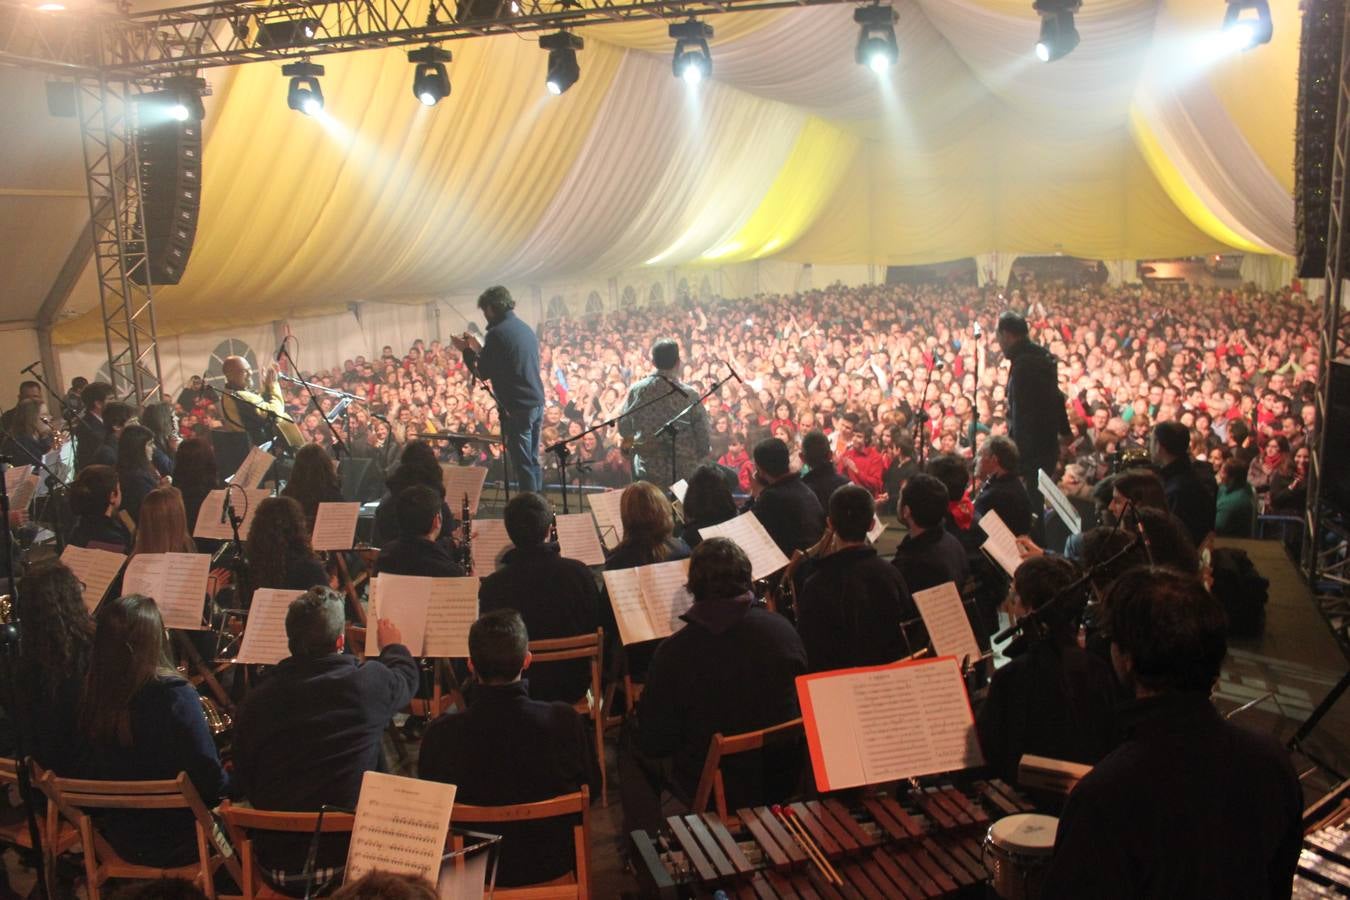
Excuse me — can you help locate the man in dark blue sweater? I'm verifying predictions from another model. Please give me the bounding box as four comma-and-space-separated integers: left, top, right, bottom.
453, 286, 545, 493
232, 587, 419, 895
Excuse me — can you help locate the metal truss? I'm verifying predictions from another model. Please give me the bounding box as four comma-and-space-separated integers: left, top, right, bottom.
1, 0, 851, 79
75, 76, 164, 407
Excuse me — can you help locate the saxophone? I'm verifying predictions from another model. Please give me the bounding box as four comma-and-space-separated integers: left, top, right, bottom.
460, 491, 473, 575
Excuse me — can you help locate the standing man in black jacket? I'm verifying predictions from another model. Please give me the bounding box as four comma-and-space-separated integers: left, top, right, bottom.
747, 437, 826, 556
232, 588, 419, 894
74, 381, 116, 472
997, 311, 1070, 540
799, 430, 851, 513
1151, 420, 1216, 548
452, 287, 546, 493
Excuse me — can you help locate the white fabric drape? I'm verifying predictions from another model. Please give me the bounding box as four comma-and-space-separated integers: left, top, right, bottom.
1240, 254, 1296, 291
975, 253, 1018, 288
1103, 259, 1139, 286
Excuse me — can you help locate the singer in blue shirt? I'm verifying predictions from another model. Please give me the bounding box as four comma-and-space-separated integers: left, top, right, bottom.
453, 287, 546, 493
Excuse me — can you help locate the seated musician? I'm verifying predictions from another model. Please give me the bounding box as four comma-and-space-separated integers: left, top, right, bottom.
86, 400, 133, 467
478, 492, 598, 703
678, 464, 739, 549
219, 355, 296, 448
795, 484, 917, 671
975, 555, 1117, 785
799, 429, 850, 514
419, 610, 597, 888
974, 435, 1032, 537
232, 589, 417, 896
620, 538, 807, 836
1042, 567, 1302, 898
240, 496, 330, 608
371, 440, 459, 554
68, 464, 132, 554
375, 485, 465, 578
746, 437, 826, 557
892, 473, 972, 594
280, 443, 344, 532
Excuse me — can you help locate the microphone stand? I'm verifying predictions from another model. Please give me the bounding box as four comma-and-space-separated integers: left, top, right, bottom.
967, 323, 983, 449
914, 355, 942, 467
654, 373, 732, 489
459, 351, 514, 504
277, 348, 348, 459
542, 384, 685, 514
278, 372, 368, 458
0, 427, 68, 553
25, 366, 81, 469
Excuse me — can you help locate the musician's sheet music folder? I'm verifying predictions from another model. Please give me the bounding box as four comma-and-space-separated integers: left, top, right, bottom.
796, 656, 984, 792
346, 771, 456, 885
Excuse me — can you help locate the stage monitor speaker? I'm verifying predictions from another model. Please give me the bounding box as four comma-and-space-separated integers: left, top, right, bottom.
1323, 359, 1350, 516
131, 118, 202, 286
1297, 0, 1346, 278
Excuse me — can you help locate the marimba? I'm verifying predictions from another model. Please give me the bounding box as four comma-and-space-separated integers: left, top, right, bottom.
631, 779, 1037, 898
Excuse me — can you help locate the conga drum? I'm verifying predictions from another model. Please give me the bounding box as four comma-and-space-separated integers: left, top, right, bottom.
983, 812, 1059, 899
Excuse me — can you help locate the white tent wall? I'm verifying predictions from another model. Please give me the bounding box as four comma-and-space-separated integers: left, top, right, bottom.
0, 327, 41, 407
1241, 254, 1297, 292
283, 311, 369, 373
974, 253, 1019, 289
357, 303, 438, 359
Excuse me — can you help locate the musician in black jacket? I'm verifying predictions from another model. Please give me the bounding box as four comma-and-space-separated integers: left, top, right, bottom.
374, 485, 465, 578
232, 588, 418, 895
1151, 420, 1217, 548
997, 311, 1070, 538
892, 473, 972, 595
478, 492, 599, 703
799, 430, 850, 513
796, 485, 917, 671
1042, 568, 1302, 899
73, 381, 115, 472
746, 438, 826, 556
419, 610, 597, 888
974, 435, 1033, 538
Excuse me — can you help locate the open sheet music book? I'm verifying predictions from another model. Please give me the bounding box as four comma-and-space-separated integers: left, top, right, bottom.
4, 467, 40, 513
441, 465, 488, 515
228, 446, 274, 489
588, 489, 625, 551
601, 559, 693, 645
912, 582, 981, 666
122, 552, 211, 630
696, 512, 790, 581
194, 488, 271, 541
59, 545, 127, 612
554, 512, 606, 566
978, 509, 1023, 577
1038, 469, 1082, 535
797, 656, 984, 792
311, 501, 362, 551
346, 771, 456, 885
235, 589, 304, 665
364, 575, 480, 658
470, 519, 513, 574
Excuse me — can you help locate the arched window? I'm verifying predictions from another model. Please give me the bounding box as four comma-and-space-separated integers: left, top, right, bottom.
648, 282, 665, 308
585, 291, 604, 315
205, 339, 257, 392
546, 294, 569, 320
621, 285, 637, 310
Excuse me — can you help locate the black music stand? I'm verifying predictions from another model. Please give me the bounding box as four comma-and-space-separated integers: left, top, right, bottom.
338, 457, 372, 502
210, 429, 253, 481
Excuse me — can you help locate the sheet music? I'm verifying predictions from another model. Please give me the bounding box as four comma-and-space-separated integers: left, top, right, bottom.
912, 582, 981, 666
670, 479, 689, 503
194, 488, 271, 540
60, 545, 126, 612
978, 509, 1024, 577
441, 465, 489, 515
3, 466, 30, 496
1038, 469, 1082, 535
636, 559, 695, 638
228, 446, 274, 488
470, 518, 514, 574
554, 513, 606, 566
422, 577, 480, 658
346, 771, 456, 885
867, 516, 886, 544
7, 472, 40, 513
797, 657, 984, 792
122, 552, 211, 630
697, 512, 790, 580
601, 568, 653, 645
235, 588, 302, 664
588, 489, 625, 551
311, 501, 361, 551
363, 575, 431, 657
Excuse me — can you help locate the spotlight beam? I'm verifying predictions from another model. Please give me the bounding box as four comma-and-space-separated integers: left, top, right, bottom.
670, 18, 713, 82
540, 30, 583, 95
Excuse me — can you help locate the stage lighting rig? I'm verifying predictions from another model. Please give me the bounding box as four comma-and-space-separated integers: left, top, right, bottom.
255, 17, 320, 49
670, 19, 713, 84
1222, 0, 1273, 50
855, 5, 898, 74
136, 74, 207, 121
284, 60, 325, 115
540, 31, 583, 95
409, 45, 452, 106
1033, 0, 1081, 62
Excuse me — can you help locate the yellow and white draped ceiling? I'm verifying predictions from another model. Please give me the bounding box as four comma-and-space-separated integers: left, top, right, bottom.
52, 0, 1300, 342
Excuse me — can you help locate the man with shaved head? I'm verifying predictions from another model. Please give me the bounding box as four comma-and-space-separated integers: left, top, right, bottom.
220, 355, 300, 449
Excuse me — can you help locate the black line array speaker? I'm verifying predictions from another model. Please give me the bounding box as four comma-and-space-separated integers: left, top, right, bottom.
132, 118, 201, 286
1323, 359, 1350, 516
1297, 0, 1346, 278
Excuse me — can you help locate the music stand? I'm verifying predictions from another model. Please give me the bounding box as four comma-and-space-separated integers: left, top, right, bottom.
210, 430, 253, 481
338, 457, 373, 501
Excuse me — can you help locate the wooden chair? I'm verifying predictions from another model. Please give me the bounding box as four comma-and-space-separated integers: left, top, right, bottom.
0, 759, 78, 890
528, 629, 607, 804
38, 771, 242, 900
449, 786, 590, 900
691, 717, 806, 826
218, 801, 356, 900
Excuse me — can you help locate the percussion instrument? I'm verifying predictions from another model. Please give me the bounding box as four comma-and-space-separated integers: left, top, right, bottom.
982, 813, 1057, 900
631, 778, 1037, 898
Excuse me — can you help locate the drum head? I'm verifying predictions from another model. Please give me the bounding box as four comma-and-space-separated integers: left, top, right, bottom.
988, 813, 1059, 856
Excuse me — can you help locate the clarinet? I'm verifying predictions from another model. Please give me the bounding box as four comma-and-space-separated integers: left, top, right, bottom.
460, 491, 473, 574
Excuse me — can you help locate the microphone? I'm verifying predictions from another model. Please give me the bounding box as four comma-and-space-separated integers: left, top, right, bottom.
20, 361, 40, 376
659, 374, 689, 397
220, 487, 233, 525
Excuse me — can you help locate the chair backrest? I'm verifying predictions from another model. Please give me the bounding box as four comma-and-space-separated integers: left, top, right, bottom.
0, 757, 21, 788
692, 717, 805, 824
450, 787, 589, 897
220, 801, 357, 900
528, 630, 603, 695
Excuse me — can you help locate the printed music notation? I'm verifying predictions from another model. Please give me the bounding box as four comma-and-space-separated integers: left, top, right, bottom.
554, 513, 606, 566
194, 488, 271, 541
122, 552, 212, 630
59, 545, 127, 612
1038, 469, 1082, 535
346, 771, 456, 884
235, 588, 304, 665
310, 501, 361, 551
978, 509, 1023, 577
441, 465, 488, 516
912, 581, 981, 666
364, 574, 479, 658
697, 512, 790, 581
797, 657, 985, 792
4, 467, 40, 513
602, 558, 693, 645
228, 446, 274, 489
470, 519, 513, 574
587, 489, 625, 551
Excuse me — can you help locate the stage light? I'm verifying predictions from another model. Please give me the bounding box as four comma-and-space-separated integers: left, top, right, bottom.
670, 19, 713, 84
1033, 0, 1080, 62
256, 18, 320, 48
408, 45, 452, 106
283, 60, 325, 116
1223, 0, 1272, 50
134, 75, 207, 122
36, 3, 65, 11
854, 5, 898, 74
540, 31, 583, 95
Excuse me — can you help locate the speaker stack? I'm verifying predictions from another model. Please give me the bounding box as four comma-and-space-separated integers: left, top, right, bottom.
132, 116, 202, 286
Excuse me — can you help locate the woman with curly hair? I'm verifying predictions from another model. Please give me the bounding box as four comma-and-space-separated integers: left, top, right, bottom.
281, 442, 343, 531
241, 495, 328, 607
